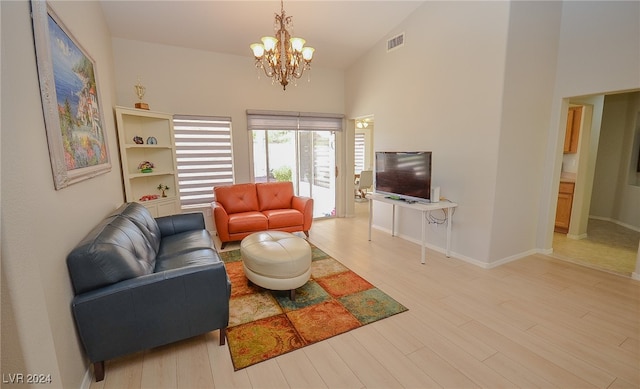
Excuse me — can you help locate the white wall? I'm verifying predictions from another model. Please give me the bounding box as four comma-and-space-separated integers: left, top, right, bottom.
111, 38, 345, 185
347, 1, 536, 265
110, 38, 346, 223
1, 1, 123, 388
540, 0, 640, 250
566, 96, 602, 239
488, 1, 562, 262
348, 1, 512, 264
348, 1, 640, 266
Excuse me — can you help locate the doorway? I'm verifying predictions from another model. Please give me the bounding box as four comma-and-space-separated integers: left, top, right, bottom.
552, 91, 640, 277
353, 116, 374, 208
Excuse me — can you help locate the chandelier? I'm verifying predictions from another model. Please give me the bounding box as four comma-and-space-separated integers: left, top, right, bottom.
250, 0, 315, 90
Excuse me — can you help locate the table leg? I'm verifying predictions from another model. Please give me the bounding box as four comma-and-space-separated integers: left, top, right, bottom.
421, 210, 427, 264
391, 204, 396, 236
446, 207, 452, 257
368, 197, 373, 241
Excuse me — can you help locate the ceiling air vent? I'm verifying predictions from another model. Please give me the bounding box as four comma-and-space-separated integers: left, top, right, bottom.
387, 33, 405, 52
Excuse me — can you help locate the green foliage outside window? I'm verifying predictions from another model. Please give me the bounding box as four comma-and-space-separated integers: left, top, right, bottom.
271, 166, 292, 182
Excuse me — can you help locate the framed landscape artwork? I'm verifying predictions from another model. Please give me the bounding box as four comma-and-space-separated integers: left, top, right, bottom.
31, 0, 111, 190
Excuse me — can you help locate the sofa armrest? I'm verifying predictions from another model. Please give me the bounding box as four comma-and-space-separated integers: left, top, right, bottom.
292, 196, 314, 232
211, 201, 230, 243
156, 212, 205, 237
71, 261, 230, 364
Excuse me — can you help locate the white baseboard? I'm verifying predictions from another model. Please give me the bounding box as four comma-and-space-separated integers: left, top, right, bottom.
633, 272, 640, 281
370, 225, 535, 269
486, 249, 541, 269
589, 215, 640, 233
80, 366, 91, 389
370, 223, 637, 272
539, 247, 554, 255
567, 233, 588, 240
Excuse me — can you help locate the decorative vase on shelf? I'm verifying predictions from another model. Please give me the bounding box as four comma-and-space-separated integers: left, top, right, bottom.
138, 161, 154, 173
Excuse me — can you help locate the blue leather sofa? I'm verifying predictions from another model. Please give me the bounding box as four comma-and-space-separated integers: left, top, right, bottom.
67, 202, 230, 381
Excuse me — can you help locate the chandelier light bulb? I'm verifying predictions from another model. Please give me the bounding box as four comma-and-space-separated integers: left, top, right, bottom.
250, 43, 265, 58
290, 38, 305, 52
302, 47, 315, 61
261, 36, 278, 52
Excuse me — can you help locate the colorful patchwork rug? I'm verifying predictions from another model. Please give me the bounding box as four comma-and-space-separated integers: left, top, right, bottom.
218, 244, 408, 370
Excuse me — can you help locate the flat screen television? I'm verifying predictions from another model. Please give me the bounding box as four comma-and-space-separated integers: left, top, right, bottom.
375, 151, 432, 202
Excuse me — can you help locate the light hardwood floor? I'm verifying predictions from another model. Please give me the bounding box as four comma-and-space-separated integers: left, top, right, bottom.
90, 202, 640, 389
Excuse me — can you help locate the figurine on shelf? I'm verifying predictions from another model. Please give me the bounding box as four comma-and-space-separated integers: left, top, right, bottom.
138, 161, 154, 173
133, 136, 144, 144
146, 136, 157, 144
157, 184, 170, 197
134, 77, 149, 110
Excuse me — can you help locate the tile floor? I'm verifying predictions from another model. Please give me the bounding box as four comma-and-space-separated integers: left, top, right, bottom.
552, 218, 640, 277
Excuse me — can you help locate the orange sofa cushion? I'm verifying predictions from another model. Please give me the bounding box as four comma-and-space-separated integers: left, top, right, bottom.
214, 183, 259, 214
262, 209, 304, 229
228, 211, 267, 234
256, 182, 294, 211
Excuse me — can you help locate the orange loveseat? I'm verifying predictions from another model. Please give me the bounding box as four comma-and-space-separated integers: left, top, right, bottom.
211, 181, 313, 248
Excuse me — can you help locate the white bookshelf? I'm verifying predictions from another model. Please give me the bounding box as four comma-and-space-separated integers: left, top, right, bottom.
115, 106, 181, 217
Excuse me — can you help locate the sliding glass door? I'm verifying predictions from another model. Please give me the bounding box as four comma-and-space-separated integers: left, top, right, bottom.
252, 130, 336, 218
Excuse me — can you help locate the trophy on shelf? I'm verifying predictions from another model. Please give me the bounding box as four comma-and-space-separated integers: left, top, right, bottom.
134, 77, 149, 110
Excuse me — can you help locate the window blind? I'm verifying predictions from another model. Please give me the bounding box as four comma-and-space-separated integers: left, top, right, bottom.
246, 110, 343, 132
354, 132, 366, 174
173, 115, 233, 209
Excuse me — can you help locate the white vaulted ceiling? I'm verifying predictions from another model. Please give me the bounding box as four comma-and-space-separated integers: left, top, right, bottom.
99, 0, 425, 70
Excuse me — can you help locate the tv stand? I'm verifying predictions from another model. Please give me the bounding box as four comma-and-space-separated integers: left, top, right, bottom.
367, 193, 458, 264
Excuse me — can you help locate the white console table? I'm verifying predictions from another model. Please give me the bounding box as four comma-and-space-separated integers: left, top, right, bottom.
367, 193, 458, 264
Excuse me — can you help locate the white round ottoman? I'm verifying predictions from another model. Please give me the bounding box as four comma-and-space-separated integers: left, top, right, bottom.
240, 231, 312, 300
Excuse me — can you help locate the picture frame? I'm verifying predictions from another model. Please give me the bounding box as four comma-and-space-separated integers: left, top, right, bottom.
31, 0, 111, 190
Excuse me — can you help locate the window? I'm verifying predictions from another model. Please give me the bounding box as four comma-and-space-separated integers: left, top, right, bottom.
173, 115, 233, 209
247, 110, 343, 218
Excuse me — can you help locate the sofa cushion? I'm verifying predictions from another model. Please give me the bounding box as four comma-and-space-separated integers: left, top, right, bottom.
228, 211, 268, 234
111, 202, 161, 253
67, 215, 157, 294
256, 182, 294, 211
263, 209, 304, 229
157, 230, 215, 260
214, 183, 259, 214
154, 248, 221, 272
